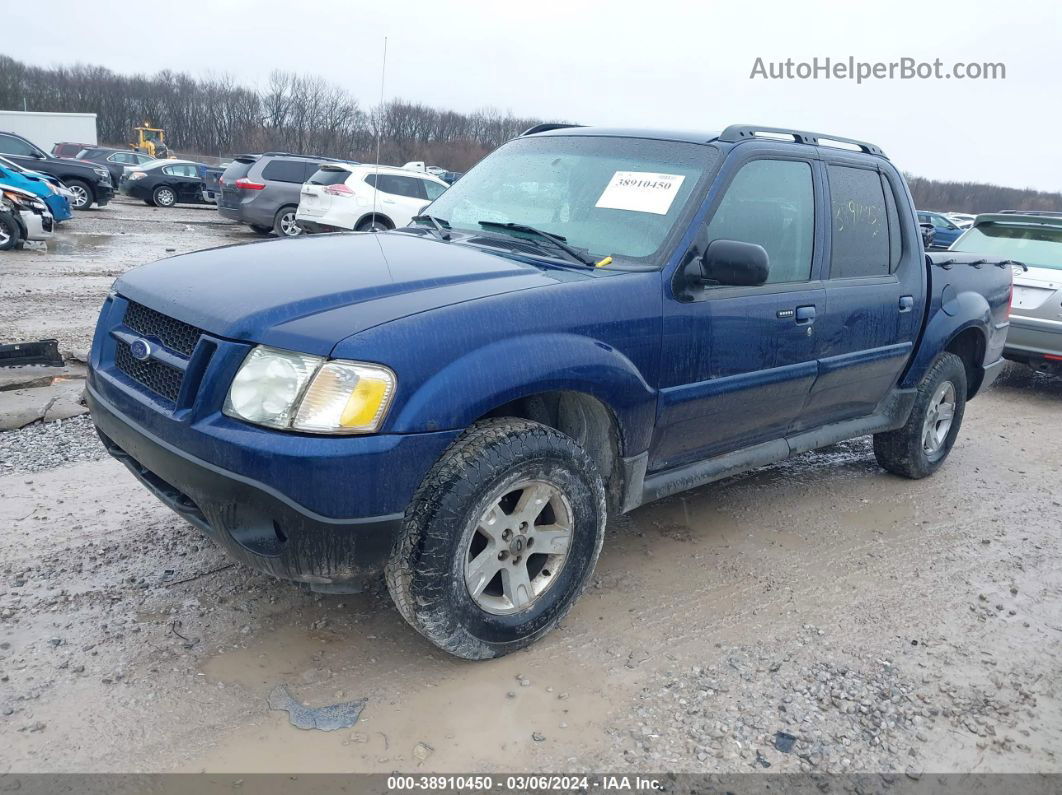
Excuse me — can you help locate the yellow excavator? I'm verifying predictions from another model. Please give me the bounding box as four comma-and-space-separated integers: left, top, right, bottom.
130, 123, 172, 159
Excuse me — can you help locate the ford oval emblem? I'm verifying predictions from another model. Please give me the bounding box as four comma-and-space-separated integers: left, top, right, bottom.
129, 338, 152, 361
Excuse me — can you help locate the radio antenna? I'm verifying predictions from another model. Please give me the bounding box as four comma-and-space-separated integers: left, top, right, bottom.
370, 36, 388, 231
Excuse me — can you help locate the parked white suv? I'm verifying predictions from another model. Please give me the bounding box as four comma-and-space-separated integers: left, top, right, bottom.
296, 164, 449, 232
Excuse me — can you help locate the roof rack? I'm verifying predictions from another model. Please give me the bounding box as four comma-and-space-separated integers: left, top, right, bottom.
520, 123, 584, 136
718, 125, 885, 157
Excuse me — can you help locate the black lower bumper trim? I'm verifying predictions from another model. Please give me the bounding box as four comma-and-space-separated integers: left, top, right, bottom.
88, 386, 403, 590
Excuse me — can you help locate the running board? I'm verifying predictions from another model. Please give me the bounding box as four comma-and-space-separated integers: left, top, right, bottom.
627, 389, 916, 509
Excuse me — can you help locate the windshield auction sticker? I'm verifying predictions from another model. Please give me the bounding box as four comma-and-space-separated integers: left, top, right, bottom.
595, 171, 686, 215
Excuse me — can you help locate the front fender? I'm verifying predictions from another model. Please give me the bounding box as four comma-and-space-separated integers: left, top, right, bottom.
390, 333, 657, 454
902, 286, 992, 389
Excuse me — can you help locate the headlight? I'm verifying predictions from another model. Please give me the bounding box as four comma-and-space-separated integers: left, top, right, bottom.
223, 346, 396, 434
129, 171, 147, 181
93, 167, 109, 178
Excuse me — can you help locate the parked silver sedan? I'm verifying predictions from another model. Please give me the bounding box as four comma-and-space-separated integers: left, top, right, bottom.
950, 212, 1062, 376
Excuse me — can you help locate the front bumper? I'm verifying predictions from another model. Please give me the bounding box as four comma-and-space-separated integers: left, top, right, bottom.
119, 180, 150, 201
19, 208, 54, 241
94, 181, 114, 206
89, 384, 410, 590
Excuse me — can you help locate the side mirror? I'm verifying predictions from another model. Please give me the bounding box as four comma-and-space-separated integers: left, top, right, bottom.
699, 239, 769, 286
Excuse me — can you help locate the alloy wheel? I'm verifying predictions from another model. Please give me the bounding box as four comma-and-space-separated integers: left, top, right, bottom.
464, 479, 573, 615
69, 184, 89, 208
922, 381, 957, 456
279, 212, 301, 236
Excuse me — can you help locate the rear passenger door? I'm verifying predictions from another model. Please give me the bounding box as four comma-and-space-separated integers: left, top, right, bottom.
373, 175, 430, 226
795, 161, 920, 430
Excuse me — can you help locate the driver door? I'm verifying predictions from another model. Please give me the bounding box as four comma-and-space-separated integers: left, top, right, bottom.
652, 155, 825, 471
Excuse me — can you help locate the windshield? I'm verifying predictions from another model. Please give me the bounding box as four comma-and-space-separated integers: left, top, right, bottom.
424, 135, 720, 265
952, 222, 1062, 270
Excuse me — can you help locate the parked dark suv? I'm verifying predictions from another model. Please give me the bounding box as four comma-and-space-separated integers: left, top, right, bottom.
0, 131, 114, 209
218, 153, 346, 237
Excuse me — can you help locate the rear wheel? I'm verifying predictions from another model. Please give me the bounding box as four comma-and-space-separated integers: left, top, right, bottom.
66, 179, 93, 209
152, 186, 177, 207
273, 207, 302, 237
386, 419, 606, 660
873, 352, 967, 479
0, 212, 20, 250
356, 215, 392, 232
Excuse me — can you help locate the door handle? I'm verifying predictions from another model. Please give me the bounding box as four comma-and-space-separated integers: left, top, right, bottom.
899, 295, 914, 313
795, 305, 817, 325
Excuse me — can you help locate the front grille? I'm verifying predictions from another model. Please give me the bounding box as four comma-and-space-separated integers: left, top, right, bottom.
115, 340, 184, 402
123, 301, 201, 357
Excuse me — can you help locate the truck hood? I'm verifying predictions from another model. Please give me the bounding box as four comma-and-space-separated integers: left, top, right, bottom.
114, 231, 570, 355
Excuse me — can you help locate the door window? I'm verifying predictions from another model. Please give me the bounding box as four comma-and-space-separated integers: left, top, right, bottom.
705, 159, 815, 284
828, 165, 890, 278
367, 174, 426, 198
0, 134, 40, 157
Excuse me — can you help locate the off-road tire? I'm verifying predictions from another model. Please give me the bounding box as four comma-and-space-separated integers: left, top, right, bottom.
385, 418, 606, 660
873, 352, 967, 479
152, 186, 177, 207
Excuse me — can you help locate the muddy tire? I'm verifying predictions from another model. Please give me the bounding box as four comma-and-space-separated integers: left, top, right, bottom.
386, 418, 606, 660
874, 352, 967, 479
356, 215, 392, 232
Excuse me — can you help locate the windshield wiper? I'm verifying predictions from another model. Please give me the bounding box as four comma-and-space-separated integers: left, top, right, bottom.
411, 214, 452, 241
476, 221, 595, 267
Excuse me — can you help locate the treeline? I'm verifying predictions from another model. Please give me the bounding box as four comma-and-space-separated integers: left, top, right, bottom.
907, 174, 1062, 214
0, 54, 560, 170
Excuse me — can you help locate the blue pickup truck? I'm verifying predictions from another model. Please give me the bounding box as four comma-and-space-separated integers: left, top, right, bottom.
88, 124, 1013, 659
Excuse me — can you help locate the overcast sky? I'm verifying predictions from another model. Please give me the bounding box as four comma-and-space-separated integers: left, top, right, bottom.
7, 0, 1060, 191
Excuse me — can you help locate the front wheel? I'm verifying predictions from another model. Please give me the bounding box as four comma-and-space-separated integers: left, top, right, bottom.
0, 212, 21, 250
386, 419, 606, 660
874, 352, 968, 479
66, 179, 93, 209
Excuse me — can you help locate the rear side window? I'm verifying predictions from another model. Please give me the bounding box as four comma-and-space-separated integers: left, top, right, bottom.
309, 168, 351, 186
828, 165, 890, 278
705, 159, 815, 284
261, 159, 308, 183
423, 180, 447, 201
163, 164, 199, 177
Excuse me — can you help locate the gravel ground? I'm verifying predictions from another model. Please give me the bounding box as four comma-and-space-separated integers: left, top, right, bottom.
0, 415, 105, 474
0, 202, 1060, 775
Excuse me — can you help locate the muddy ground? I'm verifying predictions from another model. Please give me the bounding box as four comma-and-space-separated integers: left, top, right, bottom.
1, 198, 1060, 774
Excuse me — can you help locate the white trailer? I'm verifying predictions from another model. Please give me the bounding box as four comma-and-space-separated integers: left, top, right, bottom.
0, 110, 98, 154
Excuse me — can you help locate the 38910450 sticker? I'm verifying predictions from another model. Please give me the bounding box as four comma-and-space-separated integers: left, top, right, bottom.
595, 171, 686, 215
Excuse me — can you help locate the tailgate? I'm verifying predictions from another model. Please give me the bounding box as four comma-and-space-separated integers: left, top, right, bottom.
298, 184, 331, 217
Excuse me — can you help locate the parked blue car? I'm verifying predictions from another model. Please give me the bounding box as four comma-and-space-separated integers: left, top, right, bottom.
0, 154, 72, 222
917, 210, 964, 249
88, 124, 1013, 658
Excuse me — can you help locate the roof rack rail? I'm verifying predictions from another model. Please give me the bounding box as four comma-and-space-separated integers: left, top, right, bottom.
520, 123, 584, 136
997, 210, 1062, 218
718, 125, 885, 157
